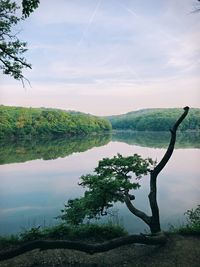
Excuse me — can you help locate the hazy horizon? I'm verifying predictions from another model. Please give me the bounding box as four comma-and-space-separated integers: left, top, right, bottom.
1, 104, 199, 117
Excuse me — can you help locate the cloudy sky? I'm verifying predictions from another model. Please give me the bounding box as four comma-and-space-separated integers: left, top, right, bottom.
1, 0, 200, 115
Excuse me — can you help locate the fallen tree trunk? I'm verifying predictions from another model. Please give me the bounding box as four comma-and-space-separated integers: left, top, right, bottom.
0, 233, 167, 261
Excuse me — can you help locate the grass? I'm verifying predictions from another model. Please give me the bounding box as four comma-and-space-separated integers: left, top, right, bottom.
170, 205, 200, 236
0, 235, 20, 249
176, 225, 200, 235
0, 223, 127, 249
1, 205, 199, 251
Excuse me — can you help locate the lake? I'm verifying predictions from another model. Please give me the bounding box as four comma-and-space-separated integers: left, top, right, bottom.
0, 131, 199, 235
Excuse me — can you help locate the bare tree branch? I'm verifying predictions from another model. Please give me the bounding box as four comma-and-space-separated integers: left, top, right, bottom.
153, 107, 189, 176
0, 233, 167, 261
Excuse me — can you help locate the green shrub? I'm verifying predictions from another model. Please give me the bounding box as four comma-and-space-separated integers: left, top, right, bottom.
176, 205, 200, 235
20, 226, 44, 241
185, 205, 200, 226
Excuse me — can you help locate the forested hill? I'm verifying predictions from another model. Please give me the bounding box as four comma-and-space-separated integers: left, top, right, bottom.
0, 106, 111, 139
107, 108, 200, 131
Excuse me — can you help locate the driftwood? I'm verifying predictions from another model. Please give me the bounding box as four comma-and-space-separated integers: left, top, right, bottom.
0, 233, 167, 261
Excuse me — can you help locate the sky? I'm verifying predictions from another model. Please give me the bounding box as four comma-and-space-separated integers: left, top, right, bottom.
0, 0, 200, 115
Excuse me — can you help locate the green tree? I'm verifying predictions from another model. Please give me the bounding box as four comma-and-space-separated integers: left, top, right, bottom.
61, 107, 190, 234
0, 105, 111, 139
0, 0, 39, 82
61, 154, 155, 225
108, 108, 200, 131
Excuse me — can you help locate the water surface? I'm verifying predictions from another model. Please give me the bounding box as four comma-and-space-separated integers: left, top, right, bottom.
0, 132, 199, 234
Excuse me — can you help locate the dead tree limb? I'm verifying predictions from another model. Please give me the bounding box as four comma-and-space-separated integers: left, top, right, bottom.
0, 233, 167, 261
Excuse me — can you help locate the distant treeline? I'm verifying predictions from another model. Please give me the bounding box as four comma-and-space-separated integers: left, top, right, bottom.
0, 106, 111, 139
107, 108, 200, 131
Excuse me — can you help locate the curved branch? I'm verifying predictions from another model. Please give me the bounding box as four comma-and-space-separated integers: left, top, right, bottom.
148, 107, 190, 233
0, 45, 31, 69
124, 194, 151, 225
0, 234, 167, 261
0, 57, 11, 70
153, 107, 189, 176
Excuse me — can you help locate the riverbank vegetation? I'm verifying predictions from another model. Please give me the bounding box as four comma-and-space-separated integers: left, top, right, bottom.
0, 223, 127, 251
0, 105, 111, 139
172, 205, 200, 235
0, 205, 199, 259
1, 234, 200, 267
107, 108, 200, 131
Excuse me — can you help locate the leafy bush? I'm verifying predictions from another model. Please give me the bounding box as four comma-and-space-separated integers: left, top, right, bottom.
176, 205, 200, 235
20, 226, 44, 241
185, 205, 200, 226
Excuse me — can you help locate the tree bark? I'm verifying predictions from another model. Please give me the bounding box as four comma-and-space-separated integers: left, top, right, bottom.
148, 107, 189, 234
0, 233, 167, 261
124, 107, 189, 234
124, 194, 151, 225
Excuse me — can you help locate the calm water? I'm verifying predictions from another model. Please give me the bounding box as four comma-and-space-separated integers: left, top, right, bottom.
0, 131, 200, 235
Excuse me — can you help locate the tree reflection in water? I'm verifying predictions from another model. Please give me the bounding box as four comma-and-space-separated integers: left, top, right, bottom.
0, 134, 111, 165
0, 131, 199, 165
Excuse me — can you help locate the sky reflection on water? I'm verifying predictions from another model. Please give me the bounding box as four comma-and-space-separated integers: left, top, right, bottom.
0, 133, 199, 234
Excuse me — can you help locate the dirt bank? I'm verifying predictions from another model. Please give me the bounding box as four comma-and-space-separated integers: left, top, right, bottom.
0, 234, 200, 267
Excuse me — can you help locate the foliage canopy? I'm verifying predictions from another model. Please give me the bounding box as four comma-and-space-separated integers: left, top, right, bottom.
0, 0, 39, 81
60, 154, 155, 225
108, 108, 200, 131
0, 105, 111, 139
